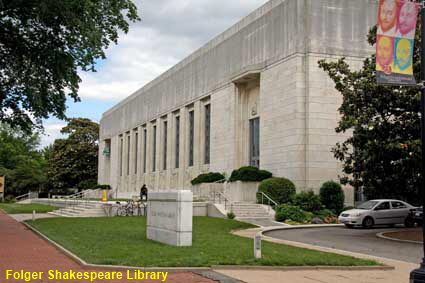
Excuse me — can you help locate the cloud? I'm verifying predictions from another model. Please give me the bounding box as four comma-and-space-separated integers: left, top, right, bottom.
39, 122, 66, 148
76, 0, 269, 103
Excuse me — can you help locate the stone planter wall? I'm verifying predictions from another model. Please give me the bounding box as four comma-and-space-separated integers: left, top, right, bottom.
224, 181, 260, 203
191, 183, 224, 200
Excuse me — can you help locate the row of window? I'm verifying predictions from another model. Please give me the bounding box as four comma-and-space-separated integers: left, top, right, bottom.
118, 104, 211, 176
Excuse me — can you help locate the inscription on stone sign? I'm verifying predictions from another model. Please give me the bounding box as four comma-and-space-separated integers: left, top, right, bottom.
147, 191, 193, 246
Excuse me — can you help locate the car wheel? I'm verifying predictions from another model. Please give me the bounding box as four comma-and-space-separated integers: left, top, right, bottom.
404, 217, 415, 228
344, 224, 354, 229
362, 217, 374, 228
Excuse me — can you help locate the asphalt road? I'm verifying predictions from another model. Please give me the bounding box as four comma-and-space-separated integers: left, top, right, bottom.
264, 226, 422, 263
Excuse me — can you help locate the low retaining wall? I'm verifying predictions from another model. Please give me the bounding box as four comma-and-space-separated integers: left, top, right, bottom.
224, 181, 259, 203
29, 198, 225, 218
191, 183, 224, 200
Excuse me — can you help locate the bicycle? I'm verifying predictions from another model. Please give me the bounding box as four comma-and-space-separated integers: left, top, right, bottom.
116, 200, 136, 216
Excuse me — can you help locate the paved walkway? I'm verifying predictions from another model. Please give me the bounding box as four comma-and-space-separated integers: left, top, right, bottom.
216, 228, 418, 283
265, 226, 422, 263
235, 218, 287, 227
9, 213, 57, 222
0, 211, 216, 283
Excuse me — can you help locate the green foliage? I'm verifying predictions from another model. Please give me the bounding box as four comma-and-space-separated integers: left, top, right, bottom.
47, 118, 99, 192
318, 25, 422, 205
28, 217, 378, 267
96, 184, 112, 190
319, 181, 345, 214
226, 212, 236, 219
191, 172, 225, 185
4, 195, 16, 203
343, 206, 355, 211
0, 124, 47, 196
314, 209, 336, 220
229, 166, 272, 182
275, 204, 307, 222
78, 180, 98, 191
292, 191, 322, 212
0, 0, 140, 132
0, 203, 57, 214
258, 177, 295, 204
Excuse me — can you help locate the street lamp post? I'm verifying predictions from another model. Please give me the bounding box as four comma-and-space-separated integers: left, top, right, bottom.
410, 1, 425, 282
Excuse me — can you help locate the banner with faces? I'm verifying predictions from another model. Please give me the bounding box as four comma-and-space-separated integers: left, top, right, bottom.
376, 0, 418, 85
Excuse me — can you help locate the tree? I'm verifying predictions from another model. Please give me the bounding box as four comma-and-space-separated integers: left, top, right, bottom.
0, 124, 47, 196
47, 118, 99, 192
318, 25, 422, 205
0, 0, 140, 132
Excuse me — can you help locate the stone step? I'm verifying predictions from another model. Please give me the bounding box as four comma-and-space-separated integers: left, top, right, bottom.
231, 208, 267, 212
234, 214, 269, 216
234, 213, 270, 217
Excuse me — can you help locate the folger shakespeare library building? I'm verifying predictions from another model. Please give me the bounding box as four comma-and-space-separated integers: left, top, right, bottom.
98, 0, 377, 202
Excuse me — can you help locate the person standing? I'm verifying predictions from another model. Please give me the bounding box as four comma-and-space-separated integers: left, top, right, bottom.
140, 184, 148, 201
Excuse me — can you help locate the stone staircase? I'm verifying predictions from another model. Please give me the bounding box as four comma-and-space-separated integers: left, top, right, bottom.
48, 202, 106, 217
230, 203, 273, 219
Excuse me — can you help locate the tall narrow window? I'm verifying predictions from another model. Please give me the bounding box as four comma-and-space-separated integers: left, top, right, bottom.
134, 132, 138, 174
204, 104, 211, 164
152, 125, 157, 172
120, 137, 123, 176
143, 128, 147, 173
127, 135, 130, 175
175, 116, 180, 168
163, 121, 168, 170
249, 118, 260, 168
188, 110, 194, 167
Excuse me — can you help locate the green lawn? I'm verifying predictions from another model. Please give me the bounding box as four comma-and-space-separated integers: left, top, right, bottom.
28, 217, 378, 267
0, 203, 58, 214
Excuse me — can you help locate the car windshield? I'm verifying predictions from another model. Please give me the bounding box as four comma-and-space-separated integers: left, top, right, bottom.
357, 201, 379, 210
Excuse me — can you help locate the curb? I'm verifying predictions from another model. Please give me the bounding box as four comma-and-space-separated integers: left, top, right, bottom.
262, 223, 344, 234
22, 220, 391, 275
212, 265, 394, 271
256, 225, 407, 268
376, 231, 422, 245
23, 221, 211, 273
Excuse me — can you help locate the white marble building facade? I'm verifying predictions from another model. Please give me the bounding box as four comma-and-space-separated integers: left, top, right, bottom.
98, 0, 377, 199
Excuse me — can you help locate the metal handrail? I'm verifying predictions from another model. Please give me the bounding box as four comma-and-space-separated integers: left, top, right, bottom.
213, 191, 233, 212
56, 189, 101, 208
16, 192, 30, 201
258, 192, 278, 211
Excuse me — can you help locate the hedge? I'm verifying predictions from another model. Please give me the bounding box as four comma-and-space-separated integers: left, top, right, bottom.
191, 172, 225, 185
258, 177, 295, 204
229, 166, 272, 182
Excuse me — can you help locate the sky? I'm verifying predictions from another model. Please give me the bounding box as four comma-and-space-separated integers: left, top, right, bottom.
40, 0, 269, 147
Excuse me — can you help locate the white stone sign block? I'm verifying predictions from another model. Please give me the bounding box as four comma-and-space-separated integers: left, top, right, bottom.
147, 190, 193, 246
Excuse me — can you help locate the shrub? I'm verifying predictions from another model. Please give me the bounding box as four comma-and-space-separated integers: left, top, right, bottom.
229, 166, 272, 182
191, 172, 225, 185
96, 184, 112, 190
227, 211, 235, 219
258, 177, 295, 204
320, 181, 345, 214
78, 179, 97, 190
292, 191, 322, 212
314, 209, 336, 220
4, 195, 16, 203
275, 204, 307, 222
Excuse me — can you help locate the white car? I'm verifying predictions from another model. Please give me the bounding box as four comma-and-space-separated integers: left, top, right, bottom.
338, 199, 415, 228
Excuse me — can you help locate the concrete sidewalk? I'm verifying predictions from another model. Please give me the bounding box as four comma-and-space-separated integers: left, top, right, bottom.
9, 212, 57, 222
213, 227, 417, 283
